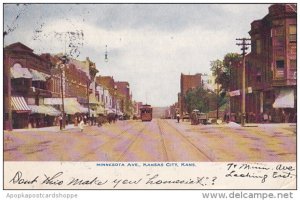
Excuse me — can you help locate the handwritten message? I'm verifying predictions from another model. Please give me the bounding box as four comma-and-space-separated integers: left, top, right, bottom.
4, 162, 296, 189
9, 171, 217, 189
225, 163, 296, 183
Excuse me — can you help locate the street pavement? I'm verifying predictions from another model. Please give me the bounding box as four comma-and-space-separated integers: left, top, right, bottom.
4, 119, 296, 162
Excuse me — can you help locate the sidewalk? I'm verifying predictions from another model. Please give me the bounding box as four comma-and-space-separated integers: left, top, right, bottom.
225, 122, 296, 128
5, 124, 79, 133
176, 120, 296, 129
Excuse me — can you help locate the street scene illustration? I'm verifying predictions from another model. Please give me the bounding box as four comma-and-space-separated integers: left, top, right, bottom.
3, 4, 296, 162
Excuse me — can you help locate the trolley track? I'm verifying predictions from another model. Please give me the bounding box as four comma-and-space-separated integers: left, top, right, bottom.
157, 119, 170, 161
159, 119, 213, 161
116, 125, 147, 161
77, 122, 144, 161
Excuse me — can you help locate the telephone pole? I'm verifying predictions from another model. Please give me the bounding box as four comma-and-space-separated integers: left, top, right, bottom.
236, 38, 251, 126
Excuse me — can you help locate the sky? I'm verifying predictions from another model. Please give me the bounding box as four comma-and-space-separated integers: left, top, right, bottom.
4, 3, 271, 107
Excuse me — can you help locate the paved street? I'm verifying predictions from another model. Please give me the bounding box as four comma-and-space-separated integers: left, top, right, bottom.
4, 119, 296, 162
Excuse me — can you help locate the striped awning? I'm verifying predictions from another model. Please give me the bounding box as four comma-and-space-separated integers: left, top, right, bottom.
11, 96, 31, 113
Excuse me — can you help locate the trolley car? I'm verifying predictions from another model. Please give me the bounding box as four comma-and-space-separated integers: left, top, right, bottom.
140, 104, 153, 121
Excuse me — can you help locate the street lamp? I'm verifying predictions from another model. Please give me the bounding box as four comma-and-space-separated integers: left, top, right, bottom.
105, 45, 108, 62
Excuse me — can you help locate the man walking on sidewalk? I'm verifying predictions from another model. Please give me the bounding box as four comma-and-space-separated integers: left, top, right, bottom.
59, 115, 63, 130
79, 119, 84, 132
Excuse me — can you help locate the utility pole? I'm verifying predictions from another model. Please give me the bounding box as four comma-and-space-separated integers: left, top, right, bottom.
59, 55, 69, 129
60, 67, 65, 129
236, 38, 251, 126
87, 80, 90, 119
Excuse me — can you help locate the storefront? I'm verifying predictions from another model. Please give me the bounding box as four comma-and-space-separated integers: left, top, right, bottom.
272, 88, 296, 123
44, 97, 89, 124
11, 96, 31, 129
28, 105, 61, 128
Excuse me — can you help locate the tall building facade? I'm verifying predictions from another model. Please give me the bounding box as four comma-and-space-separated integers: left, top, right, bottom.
115, 81, 132, 116
230, 4, 296, 123
4, 43, 57, 129
179, 73, 202, 115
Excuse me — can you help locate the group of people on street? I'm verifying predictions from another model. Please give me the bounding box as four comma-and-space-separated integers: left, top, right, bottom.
57, 113, 120, 132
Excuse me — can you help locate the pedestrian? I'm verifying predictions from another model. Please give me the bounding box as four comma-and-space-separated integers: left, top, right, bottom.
79, 119, 84, 132
263, 112, 268, 123
59, 115, 63, 130
84, 115, 87, 124
176, 112, 180, 123
74, 116, 78, 126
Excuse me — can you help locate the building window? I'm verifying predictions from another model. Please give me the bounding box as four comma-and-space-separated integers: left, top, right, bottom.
256, 39, 261, 54
276, 60, 284, 69
290, 59, 296, 69
256, 75, 261, 82
274, 36, 284, 47
289, 25, 296, 42
274, 26, 284, 36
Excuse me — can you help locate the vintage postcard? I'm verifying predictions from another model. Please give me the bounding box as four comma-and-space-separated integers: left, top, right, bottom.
2, 3, 297, 192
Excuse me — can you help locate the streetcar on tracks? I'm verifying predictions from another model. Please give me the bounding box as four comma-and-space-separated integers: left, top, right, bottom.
140, 104, 153, 121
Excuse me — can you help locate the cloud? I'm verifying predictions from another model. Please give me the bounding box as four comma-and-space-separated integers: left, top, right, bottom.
4, 3, 271, 106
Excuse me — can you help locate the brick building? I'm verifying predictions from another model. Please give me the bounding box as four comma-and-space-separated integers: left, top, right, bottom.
229, 4, 296, 123
179, 73, 202, 115
41, 54, 92, 124
133, 101, 143, 118
115, 81, 131, 116
4, 42, 59, 129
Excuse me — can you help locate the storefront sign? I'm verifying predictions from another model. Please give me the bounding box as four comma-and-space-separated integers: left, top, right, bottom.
229, 90, 240, 97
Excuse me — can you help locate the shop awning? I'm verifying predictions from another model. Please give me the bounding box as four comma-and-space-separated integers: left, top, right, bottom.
45, 105, 61, 116
96, 105, 105, 114
28, 105, 61, 116
79, 106, 89, 113
29, 69, 50, 81
44, 98, 89, 115
10, 64, 32, 79
64, 104, 81, 115
273, 88, 295, 108
11, 96, 31, 113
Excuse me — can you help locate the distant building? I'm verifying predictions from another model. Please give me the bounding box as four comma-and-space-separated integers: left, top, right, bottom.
115, 81, 131, 115
95, 76, 116, 114
133, 101, 143, 117
179, 73, 202, 115
201, 73, 218, 93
